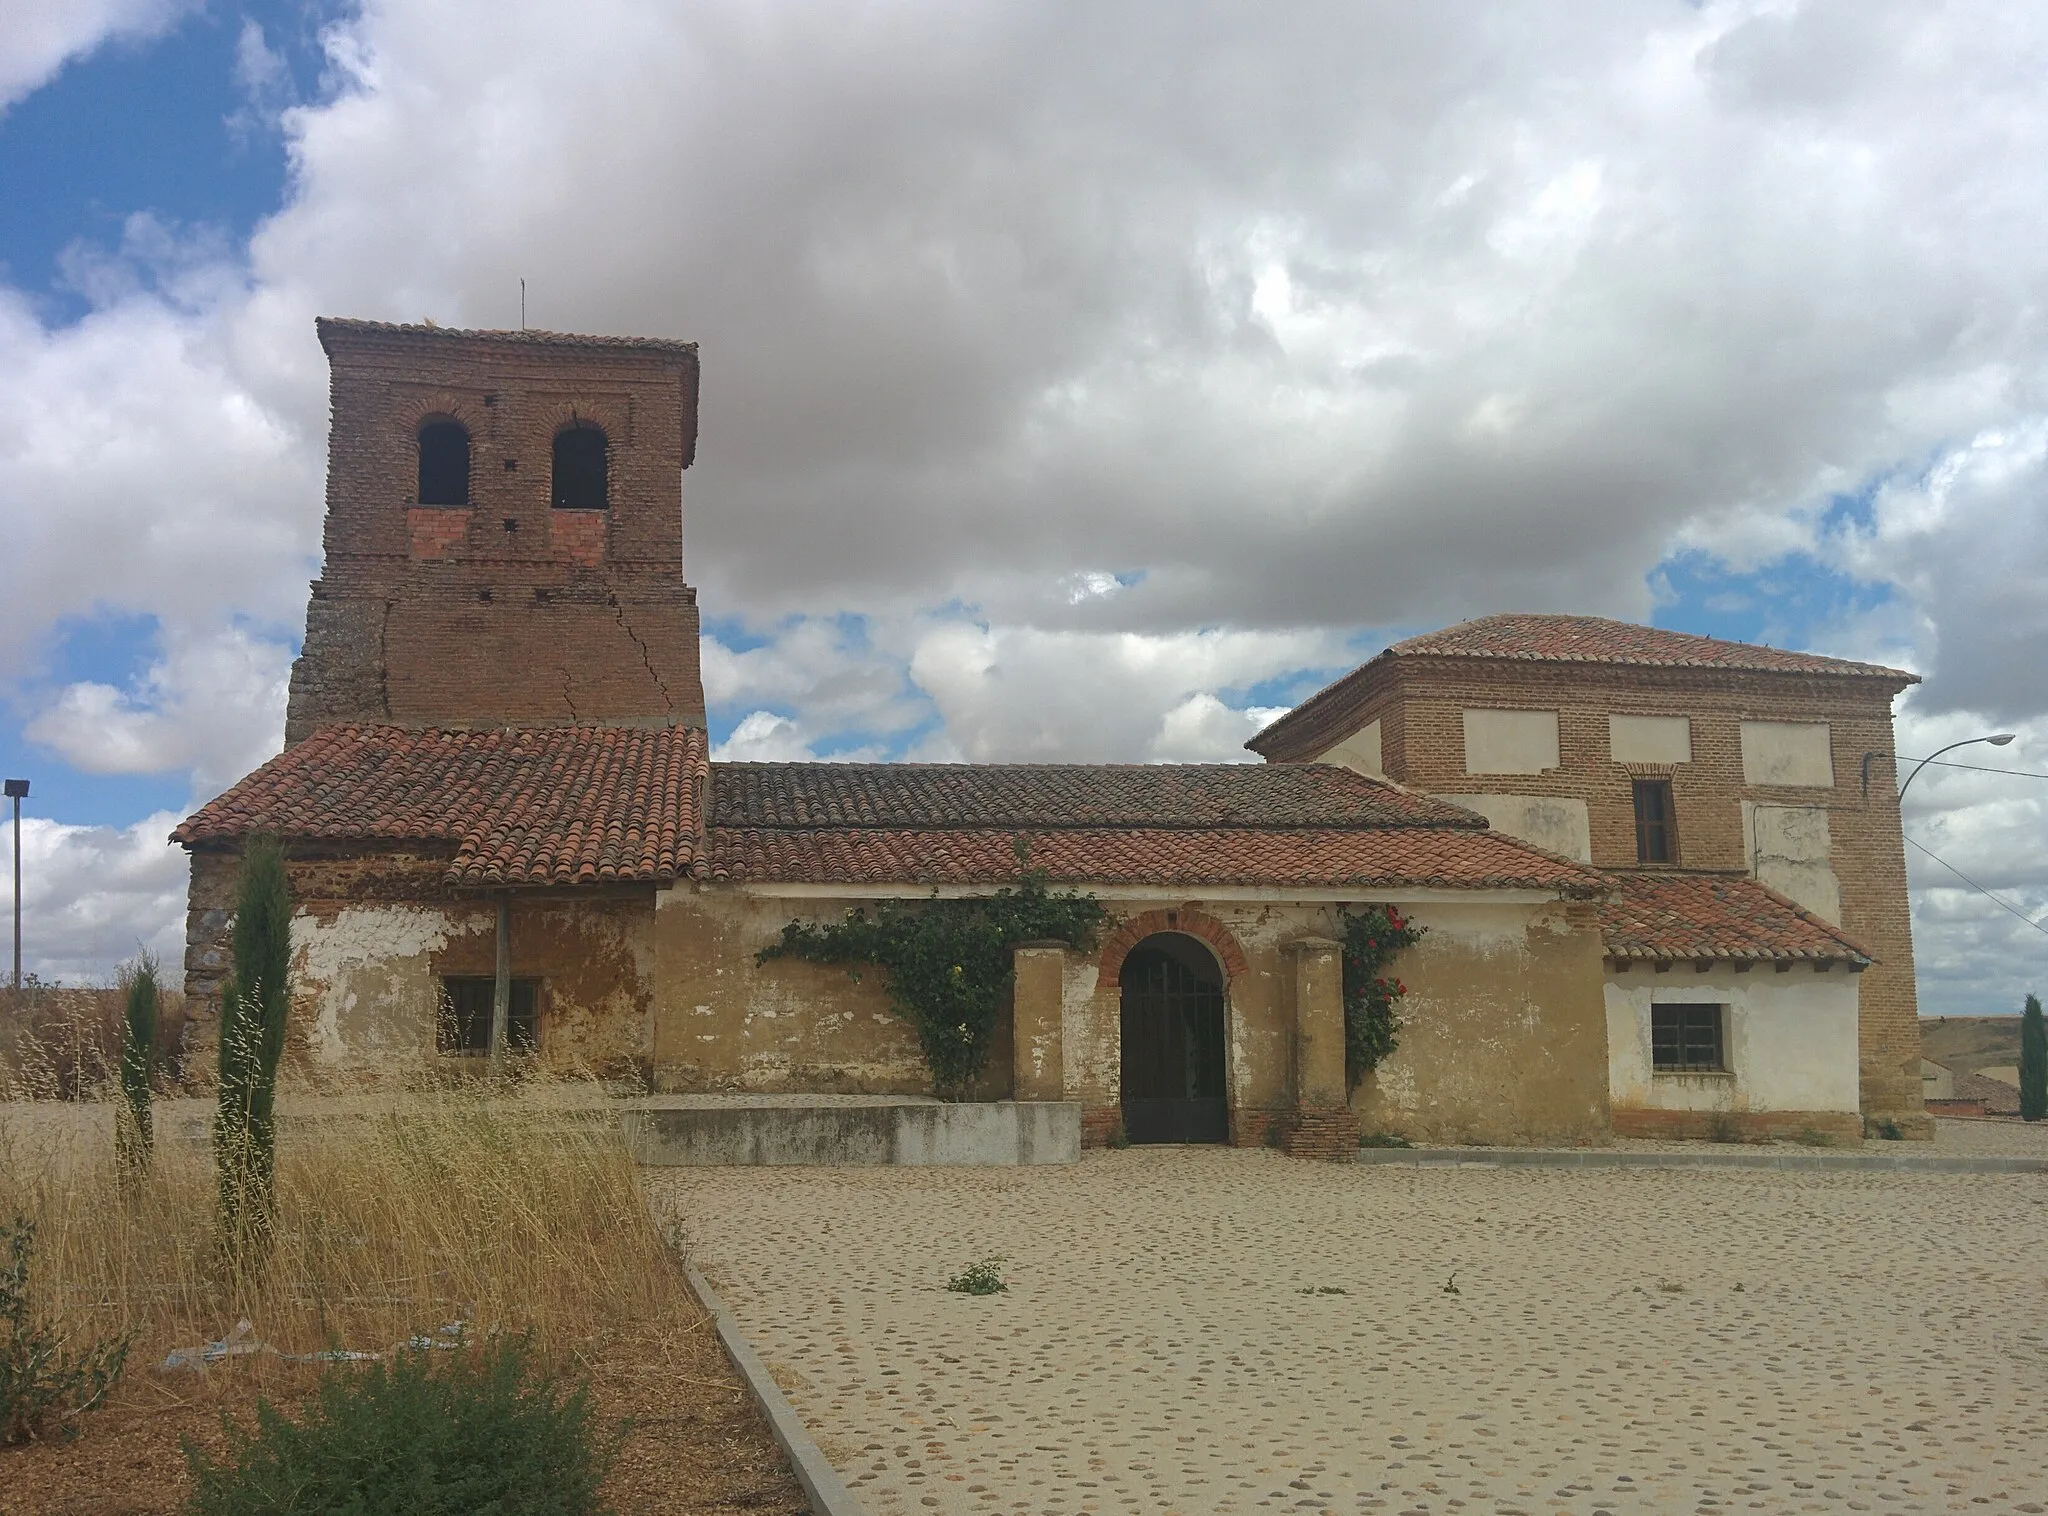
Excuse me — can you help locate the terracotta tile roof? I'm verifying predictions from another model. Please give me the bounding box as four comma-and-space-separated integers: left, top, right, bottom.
176, 738, 1602, 896
1389, 615, 1919, 680
1597, 872, 1873, 965
707, 762, 1604, 891
1247, 613, 1918, 760
316, 316, 698, 356
710, 761, 1486, 831
1942, 1072, 2021, 1115
707, 823, 1603, 891
173, 723, 708, 886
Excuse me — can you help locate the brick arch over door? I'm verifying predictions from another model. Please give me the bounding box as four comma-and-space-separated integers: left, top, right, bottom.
1098, 908, 1249, 988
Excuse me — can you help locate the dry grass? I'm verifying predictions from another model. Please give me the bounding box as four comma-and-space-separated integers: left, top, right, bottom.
0, 1070, 809, 1514
0, 1074, 686, 1365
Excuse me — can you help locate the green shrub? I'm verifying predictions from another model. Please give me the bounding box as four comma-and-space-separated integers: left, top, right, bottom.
1339, 906, 1425, 1088
2021, 992, 2045, 1123
218, 835, 293, 1267
118, 953, 158, 1175
185, 1336, 618, 1516
1, 1216, 133, 1445
759, 854, 1104, 1098
945, 1258, 1008, 1296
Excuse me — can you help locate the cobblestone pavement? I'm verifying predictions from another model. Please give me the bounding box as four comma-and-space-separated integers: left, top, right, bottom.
658, 1146, 2048, 1516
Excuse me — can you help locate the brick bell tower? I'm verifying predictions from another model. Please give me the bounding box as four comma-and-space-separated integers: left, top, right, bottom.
284, 319, 707, 742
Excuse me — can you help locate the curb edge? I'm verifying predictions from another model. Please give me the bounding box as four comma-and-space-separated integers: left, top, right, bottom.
684, 1259, 865, 1516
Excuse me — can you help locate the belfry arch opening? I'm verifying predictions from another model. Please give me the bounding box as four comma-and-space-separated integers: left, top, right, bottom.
552, 422, 607, 509
416, 419, 470, 506
1119, 931, 1228, 1144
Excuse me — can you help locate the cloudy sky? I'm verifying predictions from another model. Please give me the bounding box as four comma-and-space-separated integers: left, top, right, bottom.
0, 0, 2043, 1011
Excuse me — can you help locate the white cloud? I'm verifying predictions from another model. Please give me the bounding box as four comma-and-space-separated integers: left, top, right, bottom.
1151, 695, 1290, 764
906, 623, 1343, 763
23, 622, 291, 799
0, 813, 187, 984
6, 0, 2048, 1008
0, 0, 189, 112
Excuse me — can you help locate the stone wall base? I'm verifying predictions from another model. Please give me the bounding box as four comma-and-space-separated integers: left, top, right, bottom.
1613, 1108, 1864, 1144
1863, 1110, 1936, 1141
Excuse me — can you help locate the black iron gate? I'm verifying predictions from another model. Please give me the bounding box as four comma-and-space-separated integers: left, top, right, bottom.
1119, 941, 1228, 1143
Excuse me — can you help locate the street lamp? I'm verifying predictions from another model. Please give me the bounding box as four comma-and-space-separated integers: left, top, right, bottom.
1860, 734, 2017, 804
4, 778, 25, 995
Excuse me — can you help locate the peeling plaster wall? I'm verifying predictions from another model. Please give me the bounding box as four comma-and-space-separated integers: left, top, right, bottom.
650, 886, 1611, 1144
1605, 968, 1860, 1115
1740, 721, 1835, 789
293, 903, 470, 1061
1350, 899, 1611, 1144
183, 846, 656, 1078
1437, 794, 1593, 862
1743, 801, 1844, 924
651, 886, 935, 1094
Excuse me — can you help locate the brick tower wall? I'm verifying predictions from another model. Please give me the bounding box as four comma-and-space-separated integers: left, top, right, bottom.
285, 320, 706, 741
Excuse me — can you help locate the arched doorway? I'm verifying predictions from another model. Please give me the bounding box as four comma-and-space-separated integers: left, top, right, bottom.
1119, 932, 1228, 1143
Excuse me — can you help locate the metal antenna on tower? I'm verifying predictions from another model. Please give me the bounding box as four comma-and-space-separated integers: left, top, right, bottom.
520, 278, 526, 330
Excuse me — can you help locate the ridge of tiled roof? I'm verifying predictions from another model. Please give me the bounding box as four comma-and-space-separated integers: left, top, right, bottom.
1596, 871, 1874, 964
173, 736, 1604, 896
709, 761, 1484, 831
316, 316, 698, 356
706, 825, 1605, 892
173, 723, 708, 886
1247, 614, 1919, 759
1388, 615, 1920, 680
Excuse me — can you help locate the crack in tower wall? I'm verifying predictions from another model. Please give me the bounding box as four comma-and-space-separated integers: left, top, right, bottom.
284, 322, 706, 740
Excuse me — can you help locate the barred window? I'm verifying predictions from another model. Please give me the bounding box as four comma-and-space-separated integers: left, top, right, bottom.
1651, 1003, 1724, 1073
438, 977, 539, 1054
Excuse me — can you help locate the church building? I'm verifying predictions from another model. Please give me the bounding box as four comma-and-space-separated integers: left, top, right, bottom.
173, 320, 1925, 1152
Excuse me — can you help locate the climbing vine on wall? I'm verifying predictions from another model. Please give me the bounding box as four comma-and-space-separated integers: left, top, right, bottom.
1340, 905, 1426, 1089
757, 856, 1106, 1100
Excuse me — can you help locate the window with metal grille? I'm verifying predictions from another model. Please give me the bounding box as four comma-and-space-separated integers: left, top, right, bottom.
438, 977, 539, 1054
551, 423, 607, 509
1632, 778, 1677, 864
417, 420, 471, 505
1651, 1003, 1724, 1072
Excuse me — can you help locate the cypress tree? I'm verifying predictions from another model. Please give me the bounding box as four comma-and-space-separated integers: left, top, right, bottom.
2020, 993, 2046, 1123
117, 952, 157, 1174
217, 835, 293, 1265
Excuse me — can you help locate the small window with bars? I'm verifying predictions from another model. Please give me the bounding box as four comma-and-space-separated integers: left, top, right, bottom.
1651, 1003, 1724, 1073
1632, 778, 1677, 864
438, 977, 540, 1054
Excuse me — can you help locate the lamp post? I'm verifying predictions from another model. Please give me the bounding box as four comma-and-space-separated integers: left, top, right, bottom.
4, 778, 25, 995
1860, 734, 2016, 804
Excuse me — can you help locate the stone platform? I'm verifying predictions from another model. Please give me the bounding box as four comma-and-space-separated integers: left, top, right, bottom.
621, 1096, 1080, 1166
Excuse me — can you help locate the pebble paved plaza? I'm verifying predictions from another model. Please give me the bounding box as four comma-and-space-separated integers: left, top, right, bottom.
660, 1131, 2048, 1516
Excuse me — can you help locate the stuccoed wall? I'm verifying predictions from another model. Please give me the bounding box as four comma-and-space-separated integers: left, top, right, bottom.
1604, 967, 1861, 1133
654, 885, 1612, 1147
649, 885, 939, 1095
1346, 898, 1612, 1146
